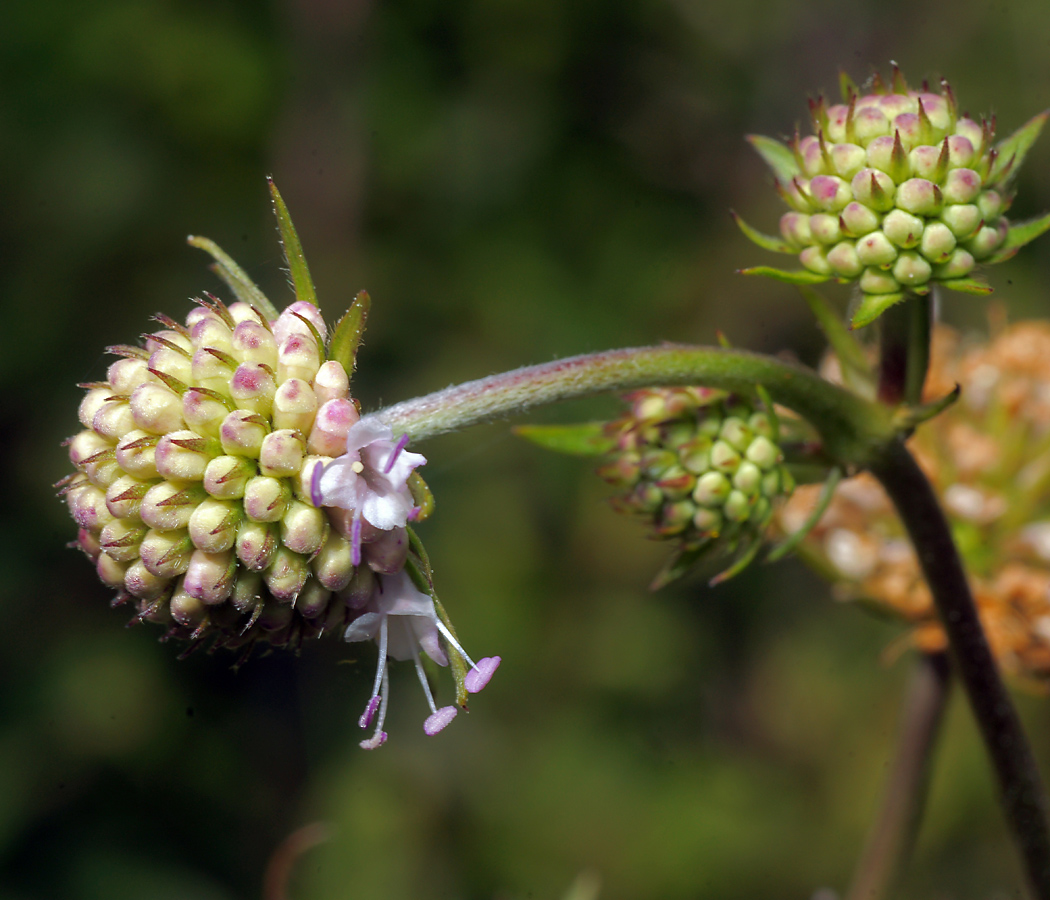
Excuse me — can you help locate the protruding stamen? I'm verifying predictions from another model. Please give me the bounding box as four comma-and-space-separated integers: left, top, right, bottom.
383, 433, 410, 474
360, 667, 389, 750
464, 657, 502, 694
359, 695, 380, 729
424, 707, 458, 736
412, 646, 440, 715
435, 619, 478, 670
350, 514, 363, 567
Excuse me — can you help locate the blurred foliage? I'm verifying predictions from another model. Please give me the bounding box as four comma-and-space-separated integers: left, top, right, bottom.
3, 0, 1050, 897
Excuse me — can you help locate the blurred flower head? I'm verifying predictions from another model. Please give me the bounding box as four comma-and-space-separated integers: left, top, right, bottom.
781, 320, 1050, 682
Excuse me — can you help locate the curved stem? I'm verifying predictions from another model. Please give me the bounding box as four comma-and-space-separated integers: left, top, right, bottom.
846, 652, 952, 900
870, 440, 1050, 898
370, 344, 894, 464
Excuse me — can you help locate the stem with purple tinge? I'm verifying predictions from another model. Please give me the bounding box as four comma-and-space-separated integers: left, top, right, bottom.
876, 291, 932, 407
871, 440, 1050, 899
846, 652, 952, 900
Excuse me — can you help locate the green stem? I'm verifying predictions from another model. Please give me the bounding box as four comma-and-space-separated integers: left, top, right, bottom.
870, 440, 1050, 898
370, 343, 1050, 895
877, 292, 932, 407
371, 344, 894, 466
846, 652, 952, 900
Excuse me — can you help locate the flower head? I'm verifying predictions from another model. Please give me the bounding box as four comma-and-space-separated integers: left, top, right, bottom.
598, 388, 795, 588
346, 568, 501, 749
739, 66, 1050, 327
780, 321, 1050, 682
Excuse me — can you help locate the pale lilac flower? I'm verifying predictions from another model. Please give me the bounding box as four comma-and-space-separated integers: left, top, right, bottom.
346, 568, 501, 749
312, 418, 426, 566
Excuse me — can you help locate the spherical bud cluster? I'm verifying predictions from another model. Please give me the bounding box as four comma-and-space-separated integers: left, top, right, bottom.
60, 296, 395, 652
742, 68, 1050, 324
598, 387, 794, 579
779, 322, 1050, 682
782, 88, 1006, 290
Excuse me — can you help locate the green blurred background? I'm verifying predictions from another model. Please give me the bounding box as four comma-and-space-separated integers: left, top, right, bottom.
4, 0, 1050, 897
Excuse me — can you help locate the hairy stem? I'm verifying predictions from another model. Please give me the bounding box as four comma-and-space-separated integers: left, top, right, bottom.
846, 652, 952, 900
370, 344, 894, 465
871, 441, 1050, 898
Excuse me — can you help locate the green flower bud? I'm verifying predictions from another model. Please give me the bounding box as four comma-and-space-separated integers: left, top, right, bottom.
856, 231, 898, 267
882, 209, 924, 248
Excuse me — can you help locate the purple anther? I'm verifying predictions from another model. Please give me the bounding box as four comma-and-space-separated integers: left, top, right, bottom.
358, 695, 380, 729
351, 515, 363, 567
423, 706, 458, 736
310, 460, 326, 509
384, 433, 410, 474
464, 656, 501, 693
359, 731, 387, 750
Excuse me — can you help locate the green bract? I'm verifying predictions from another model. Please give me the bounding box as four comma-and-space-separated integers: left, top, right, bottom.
739, 67, 1050, 327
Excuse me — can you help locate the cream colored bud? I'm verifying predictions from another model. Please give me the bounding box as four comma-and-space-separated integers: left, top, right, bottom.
130, 382, 184, 435
259, 430, 306, 478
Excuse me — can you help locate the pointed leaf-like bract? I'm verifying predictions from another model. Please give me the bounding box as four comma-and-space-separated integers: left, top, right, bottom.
992, 211, 1050, 260
187, 235, 279, 320
739, 266, 831, 286
987, 110, 1049, 186
513, 421, 617, 456
746, 135, 802, 182
710, 534, 764, 585
268, 178, 318, 309
328, 290, 371, 378
839, 70, 859, 104
731, 211, 794, 253
850, 291, 906, 329
892, 385, 961, 433
938, 277, 993, 295
649, 541, 715, 591
766, 467, 842, 563
796, 286, 872, 379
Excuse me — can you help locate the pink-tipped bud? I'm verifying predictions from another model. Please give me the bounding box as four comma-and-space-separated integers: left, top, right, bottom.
272, 378, 318, 435
259, 429, 306, 478
230, 320, 278, 368
307, 399, 359, 456
230, 363, 277, 416
313, 361, 351, 406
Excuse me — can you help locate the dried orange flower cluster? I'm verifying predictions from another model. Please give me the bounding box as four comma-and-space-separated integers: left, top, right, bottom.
781, 320, 1050, 682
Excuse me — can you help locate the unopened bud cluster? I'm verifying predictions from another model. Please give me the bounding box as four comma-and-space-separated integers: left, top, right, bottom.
599, 387, 794, 559
781, 323, 1050, 681
61, 297, 379, 652
782, 76, 1008, 291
